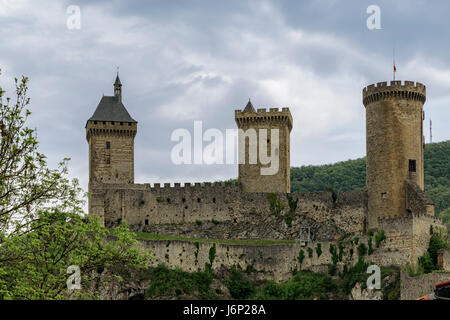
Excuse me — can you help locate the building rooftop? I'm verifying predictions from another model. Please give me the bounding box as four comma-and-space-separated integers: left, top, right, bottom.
87, 95, 137, 124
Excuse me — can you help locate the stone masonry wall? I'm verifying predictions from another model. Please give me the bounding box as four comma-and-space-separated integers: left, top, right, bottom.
90, 183, 368, 241
400, 271, 450, 300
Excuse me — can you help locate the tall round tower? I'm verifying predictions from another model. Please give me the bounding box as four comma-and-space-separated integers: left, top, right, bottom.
363, 80, 426, 229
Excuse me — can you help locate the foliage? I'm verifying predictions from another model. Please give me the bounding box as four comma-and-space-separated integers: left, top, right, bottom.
254, 270, 338, 300
307, 247, 313, 258
402, 262, 425, 277
0, 72, 152, 299
329, 245, 338, 265
226, 266, 255, 299
297, 249, 305, 267
315, 243, 322, 257
427, 228, 449, 267
375, 230, 386, 248
267, 193, 285, 216
338, 242, 344, 262
341, 259, 369, 294
0, 72, 84, 236
205, 243, 216, 271
367, 237, 374, 255
0, 209, 152, 299
418, 253, 434, 274
285, 194, 298, 227
144, 264, 214, 299
380, 266, 400, 300
357, 243, 367, 258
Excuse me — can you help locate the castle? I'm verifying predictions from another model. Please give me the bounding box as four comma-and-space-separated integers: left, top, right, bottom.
86, 74, 446, 280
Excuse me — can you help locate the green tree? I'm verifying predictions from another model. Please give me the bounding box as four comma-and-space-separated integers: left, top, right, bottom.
0, 72, 153, 299
0, 209, 152, 299
0, 72, 83, 236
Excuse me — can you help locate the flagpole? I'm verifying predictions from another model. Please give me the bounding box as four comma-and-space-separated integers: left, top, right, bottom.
393, 47, 396, 81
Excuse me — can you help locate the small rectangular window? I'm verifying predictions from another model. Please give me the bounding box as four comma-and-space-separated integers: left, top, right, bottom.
145, 219, 149, 226
409, 159, 416, 172
106, 156, 110, 164
106, 141, 110, 149
381, 192, 387, 199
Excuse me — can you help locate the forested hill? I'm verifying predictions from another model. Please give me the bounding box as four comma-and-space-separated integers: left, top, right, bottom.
290, 140, 450, 229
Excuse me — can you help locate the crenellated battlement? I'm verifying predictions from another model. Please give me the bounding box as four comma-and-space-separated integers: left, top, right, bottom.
377, 212, 442, 226
149, 181, 240, 192
86, 120, 137, 141
235, 107, 293, 131
362, 80, 426, 106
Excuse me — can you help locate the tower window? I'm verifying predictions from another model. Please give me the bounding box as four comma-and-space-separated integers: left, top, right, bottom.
106, 141, 110, 149
408, 159, 416, 172
106, 156, 110, 164
94, 121, 97, 124
120, 122, 123, 125
111, 121, 115, 125
103, 121, 106, 125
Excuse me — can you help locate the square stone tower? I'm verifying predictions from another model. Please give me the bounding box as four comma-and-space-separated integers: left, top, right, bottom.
86, 74, 137, 214
235, 100, 292, 193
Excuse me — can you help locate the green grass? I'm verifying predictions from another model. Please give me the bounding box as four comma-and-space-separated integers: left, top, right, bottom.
135, 232, 295, 246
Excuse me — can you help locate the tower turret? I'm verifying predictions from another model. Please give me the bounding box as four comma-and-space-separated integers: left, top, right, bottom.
114, 73, 122, 103
86, 74, 137, 188
363, 80, 427, 229
235, 101, 292, 193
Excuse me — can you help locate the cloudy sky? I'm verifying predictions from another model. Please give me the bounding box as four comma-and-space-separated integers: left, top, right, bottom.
1, 0, 449, 195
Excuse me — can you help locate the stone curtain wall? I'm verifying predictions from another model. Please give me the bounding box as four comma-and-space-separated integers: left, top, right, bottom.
140, 239, 355, 282
401, 271, 450, 300
90, 182, 367, 240
138, 233, 430, 282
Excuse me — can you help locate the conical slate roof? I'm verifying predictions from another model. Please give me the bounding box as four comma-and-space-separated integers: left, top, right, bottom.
87, 96, 137, 123
114, 74, 122, 86
243, 99, 256, 113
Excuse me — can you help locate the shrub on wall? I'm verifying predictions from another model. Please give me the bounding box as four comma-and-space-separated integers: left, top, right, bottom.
329, 245, 338, 265
307, 247, 313, 258
315, 243, 322, 257
267, 193, 285, 216
297, 249, 305, 268
375, 230, 386, 248
368, 237, 374, 255
338, 242, 344, 262
418, 253, 434, 274
357, 243, 367, 258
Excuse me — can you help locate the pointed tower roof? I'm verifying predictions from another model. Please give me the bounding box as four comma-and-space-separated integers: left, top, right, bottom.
114, 73, 122, 86
86, 74, 136, 126
243, 99, 256, 113
88, 96, 136, 123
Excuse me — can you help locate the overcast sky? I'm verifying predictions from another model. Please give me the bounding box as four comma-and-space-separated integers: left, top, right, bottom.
1, 0, 449, 195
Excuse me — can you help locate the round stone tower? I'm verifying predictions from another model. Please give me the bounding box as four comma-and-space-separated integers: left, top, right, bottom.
363, 80, 426, 229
